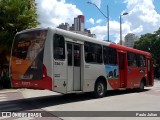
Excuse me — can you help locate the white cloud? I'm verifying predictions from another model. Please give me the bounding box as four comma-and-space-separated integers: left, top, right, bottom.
96, 19, 102, 24
87, 18, 95, 24
87, 18, 103, 24
89, 25, 106, 40
35, 0, 160, 44
89, 20, 130, 43
90, 0, 160, 43
132, 25, 143, 33
124, 0, 160, 35
90, 0, 101, 8
36, 0, 82, 27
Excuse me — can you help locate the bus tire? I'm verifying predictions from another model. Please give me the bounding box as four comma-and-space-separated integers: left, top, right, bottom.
94, 80, 106, 98
139, 80, 145, 91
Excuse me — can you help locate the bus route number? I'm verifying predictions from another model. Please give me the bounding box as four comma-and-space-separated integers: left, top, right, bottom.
55, 62, 64, 66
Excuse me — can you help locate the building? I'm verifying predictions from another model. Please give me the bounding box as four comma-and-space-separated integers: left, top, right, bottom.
57, 23, 69, 30
69, 24, 74, 31
72, 30, 96, 38
57, 15, 96, 38
74, 15, 84, 32
124, 33, 139, 48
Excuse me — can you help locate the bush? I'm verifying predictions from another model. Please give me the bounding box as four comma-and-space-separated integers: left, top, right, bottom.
2, 75, 11, 88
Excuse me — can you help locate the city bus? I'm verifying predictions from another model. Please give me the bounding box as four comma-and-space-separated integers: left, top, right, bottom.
10, 27, 154, 98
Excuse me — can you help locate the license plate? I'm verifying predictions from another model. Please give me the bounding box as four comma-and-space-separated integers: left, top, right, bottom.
20, 74, 33, 79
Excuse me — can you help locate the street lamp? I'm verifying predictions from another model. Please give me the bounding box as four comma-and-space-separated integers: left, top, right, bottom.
87, 1, 109, 42
120, 12, 128, 45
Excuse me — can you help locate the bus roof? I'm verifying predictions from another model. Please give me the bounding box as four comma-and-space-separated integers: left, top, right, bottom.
54, 28, 151, 57
110, 43, 151, 56
16, 27, 49, 35
16, 27, 151, 57
54, 27, 110, 45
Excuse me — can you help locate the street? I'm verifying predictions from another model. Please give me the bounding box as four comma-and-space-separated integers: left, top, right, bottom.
0, 80, 160, 120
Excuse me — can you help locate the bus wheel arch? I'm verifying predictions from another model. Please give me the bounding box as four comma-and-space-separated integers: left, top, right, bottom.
139, 77, 146, 91
94, 76, 107, 98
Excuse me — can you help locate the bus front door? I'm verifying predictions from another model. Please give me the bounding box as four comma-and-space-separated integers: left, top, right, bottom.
118, 52, 127, 88
67, 43, 81, 92
146, 58, 153, 86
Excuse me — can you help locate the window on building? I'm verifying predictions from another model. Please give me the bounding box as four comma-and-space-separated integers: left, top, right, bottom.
54, 34, 65, 60
84, 42, 102, 63
103, 46, 117, 65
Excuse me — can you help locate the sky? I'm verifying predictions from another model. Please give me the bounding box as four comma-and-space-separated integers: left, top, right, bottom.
35, 0, 160, 43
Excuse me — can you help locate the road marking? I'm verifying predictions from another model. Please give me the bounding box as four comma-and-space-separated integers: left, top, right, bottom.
0, 97, 7, 99
0, 94, 6, 97
0, 94, 7, 102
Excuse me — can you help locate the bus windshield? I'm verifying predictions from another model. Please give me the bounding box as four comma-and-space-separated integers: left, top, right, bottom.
11, 30, 48, 80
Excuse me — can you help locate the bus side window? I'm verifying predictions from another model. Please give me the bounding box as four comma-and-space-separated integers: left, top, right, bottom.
86, 53, 94, 62
53, 34, 65, 60
137, 55, 146, 67
103, 46, 117, 65
127, 52, 137, 67
103, 46, 109, 64
84, 42, 102, 64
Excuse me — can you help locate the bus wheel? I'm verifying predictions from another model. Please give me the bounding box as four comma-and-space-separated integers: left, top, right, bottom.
139, 80, 145, 91
94, 81, 106, 98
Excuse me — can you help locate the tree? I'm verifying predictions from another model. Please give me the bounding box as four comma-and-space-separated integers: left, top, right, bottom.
134, 28, 160, 78
0, 0, 39, 66
134, 33, 155, 52
152, 28, 160, 65
0, 0, 39, 87
0, 0, 39, 47
134, 29, 160, 64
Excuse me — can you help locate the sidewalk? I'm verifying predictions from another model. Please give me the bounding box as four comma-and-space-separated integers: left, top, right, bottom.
20, 89, 60, 99
0, 88, 19, 94
0, 88, 60, 98
154, 78, 160, 82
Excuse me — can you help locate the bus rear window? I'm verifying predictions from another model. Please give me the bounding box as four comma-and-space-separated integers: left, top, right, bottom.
11, 30, 48, 80
12, 30, 47, 59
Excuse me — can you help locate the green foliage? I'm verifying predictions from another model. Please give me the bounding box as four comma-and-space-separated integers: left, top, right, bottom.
0, 0, 39, 48
134, 33, 154, 52
134, 28, 160, 66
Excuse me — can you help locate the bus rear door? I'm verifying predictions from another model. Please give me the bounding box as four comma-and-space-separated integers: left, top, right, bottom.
118, 51, 127, 88
67, 42, 81, 92
146, 57, 154, 86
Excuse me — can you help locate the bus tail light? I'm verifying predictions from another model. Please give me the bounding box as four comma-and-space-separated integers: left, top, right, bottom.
42, 64, 47, 78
